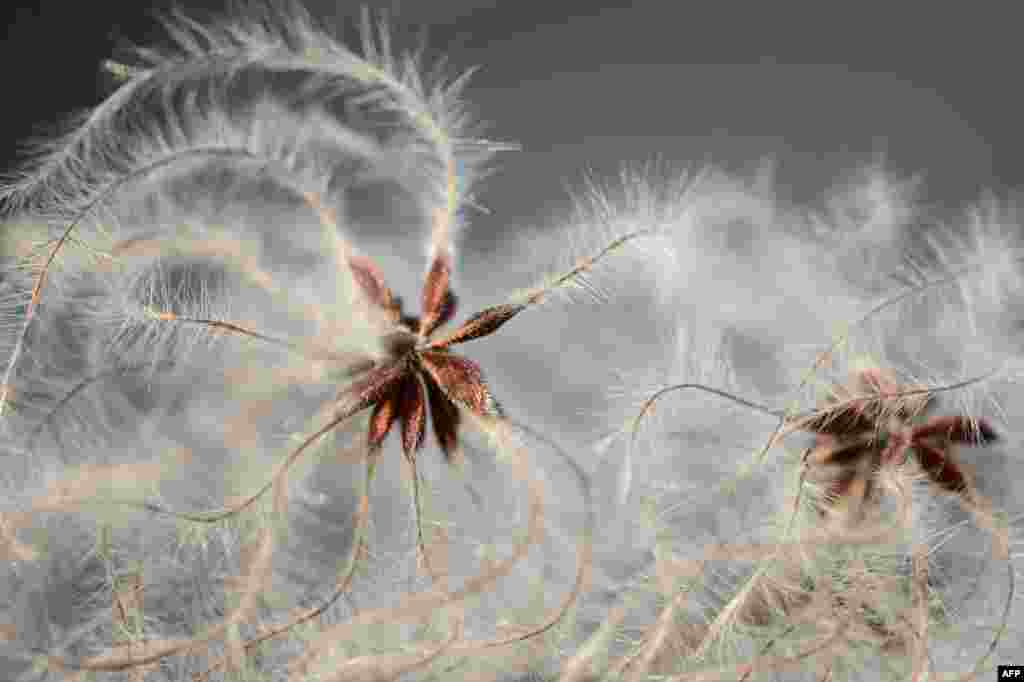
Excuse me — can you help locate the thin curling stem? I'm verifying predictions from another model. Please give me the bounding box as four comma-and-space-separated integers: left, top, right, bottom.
474, 415, 594, 649
525, 228, 656, 307
133, 392, 376, 524
192, 456, 373, 682
782, 365, 1005, 438
140, 306, 369, 369
12, 451, 289, 675
142, 308, 298, 351
406, 448, 436, 580
0, 146, 283, 419
24, 359, 178, 458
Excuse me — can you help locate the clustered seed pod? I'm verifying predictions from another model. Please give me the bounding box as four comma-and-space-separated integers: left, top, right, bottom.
797, 366, 997, 525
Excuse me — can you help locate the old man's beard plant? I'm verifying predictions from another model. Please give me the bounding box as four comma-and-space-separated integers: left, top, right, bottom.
0, 2, 665, 679
3, 2, 1024, 682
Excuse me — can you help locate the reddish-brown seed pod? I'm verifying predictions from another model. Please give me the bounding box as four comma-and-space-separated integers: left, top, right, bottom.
913, 442, 969, 494
419, 252, 458, 337
398, 375, 427, 455
418, 351, 503, 418
910, 415, 999, 445
421, 371, 462, 462
428, 303, 526, 349
349, 255, 400, 321
345, 362, 407, 416
367, 388, 400, 449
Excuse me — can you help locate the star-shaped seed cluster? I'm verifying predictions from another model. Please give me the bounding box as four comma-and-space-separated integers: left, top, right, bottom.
797, 367, 999, 515
341, 249, 525, 464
